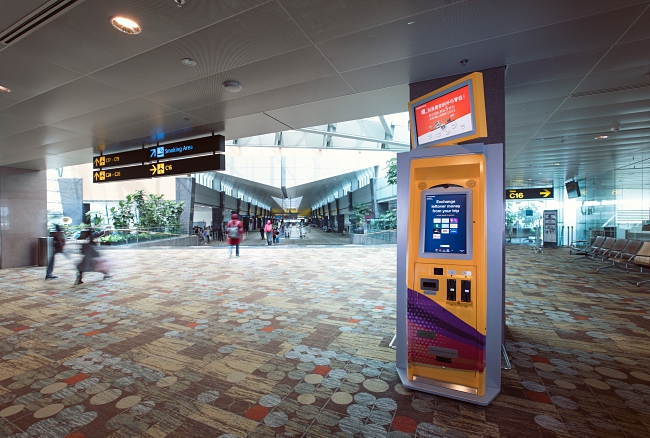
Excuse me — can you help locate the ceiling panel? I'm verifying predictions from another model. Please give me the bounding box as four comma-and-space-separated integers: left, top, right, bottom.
0, 0, 50, 32
96, 111, 209, 144
341, 8, 636, 95
572, 66, 650, 94
220, 113, 292, 142
593, 38, 650, 73
506, 77, 582, 104
505, 48, 607, 87
267, 85, 408, 129
0, 47, 81, 110
0, 77, 135, 124
185, 75, 354, 123
556, 86, 650, 111
50, 97, 178, 135
278, 0, 458, 43
8, 155, 89, 170
0, 126, 81, 155
318, 1, 645, 73
89, 2, 313, 96
506, 97, 567, 118
0, 115, 42, 139
620, 5, 650, 42
0, 136, 104, 165
12, 0, 268, 74
144, 46, 338, 111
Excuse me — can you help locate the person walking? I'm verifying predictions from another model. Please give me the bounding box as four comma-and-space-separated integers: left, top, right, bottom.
264, 220, 274, 246
75, 230, 110, 284
45, 224, 65, 280
226, 213, 244, 257
260, 224, 265, 240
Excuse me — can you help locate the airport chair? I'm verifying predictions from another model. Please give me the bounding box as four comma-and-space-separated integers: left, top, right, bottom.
595, 238, 628, 262
589, 237, 616, 260
571, 236, 605, 260
627, 243, 650, 285
573, 236, 613, 262
597, 239, 643, 272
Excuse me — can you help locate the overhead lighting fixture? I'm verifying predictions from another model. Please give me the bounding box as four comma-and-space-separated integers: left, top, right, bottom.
595, 135, 608, 139
111, 16, 141, 34
181, 58, 196, 67
553, 163, 560, 166
0, 85, 10, 93
222, 81, 242, 93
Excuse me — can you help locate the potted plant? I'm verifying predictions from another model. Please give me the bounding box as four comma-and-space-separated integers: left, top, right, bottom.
349, 202, 371, 234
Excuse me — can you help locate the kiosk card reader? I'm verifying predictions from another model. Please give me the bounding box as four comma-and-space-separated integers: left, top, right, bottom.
406, 154, 487, 397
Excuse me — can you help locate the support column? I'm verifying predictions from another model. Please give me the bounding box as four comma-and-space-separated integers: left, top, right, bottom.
176, 177, 195, 235
0, 167, 47, 268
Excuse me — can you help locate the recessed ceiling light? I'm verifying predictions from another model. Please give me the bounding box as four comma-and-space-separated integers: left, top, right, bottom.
553, 163, 560, 166
0, 85, 10, 93
595, 135, 608, 139
222, 81, 242, 92
111, 16, 141, 34
181, 58, 196, 67
407, 21, 415, 25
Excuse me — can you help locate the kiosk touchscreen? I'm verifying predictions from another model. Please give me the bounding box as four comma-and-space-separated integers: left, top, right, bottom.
420, 188, 472, 260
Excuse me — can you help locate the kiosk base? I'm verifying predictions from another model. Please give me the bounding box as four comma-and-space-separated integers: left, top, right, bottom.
397, 367, 500, 406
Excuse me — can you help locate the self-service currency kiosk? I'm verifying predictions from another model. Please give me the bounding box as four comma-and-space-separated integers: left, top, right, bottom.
396, 72, 504, 405
406, 154, 488, 394
396, 146, 503, 406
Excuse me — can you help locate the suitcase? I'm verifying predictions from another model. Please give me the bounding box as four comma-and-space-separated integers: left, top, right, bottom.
275, 237, 279, 243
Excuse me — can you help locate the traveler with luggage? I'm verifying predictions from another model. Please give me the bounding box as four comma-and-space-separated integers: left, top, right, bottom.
226, 213, 244, 257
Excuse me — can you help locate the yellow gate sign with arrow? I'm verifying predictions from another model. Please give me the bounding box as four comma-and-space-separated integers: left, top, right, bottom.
506, 188, 554, 200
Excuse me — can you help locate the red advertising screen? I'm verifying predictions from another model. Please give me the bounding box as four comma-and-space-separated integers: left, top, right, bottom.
413, 85, 473, 146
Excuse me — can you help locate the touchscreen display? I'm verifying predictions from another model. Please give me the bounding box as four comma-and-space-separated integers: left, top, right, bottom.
423, 193, 467, 254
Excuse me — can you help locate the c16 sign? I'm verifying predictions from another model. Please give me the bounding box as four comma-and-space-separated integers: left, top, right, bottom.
506, 188, 554, 200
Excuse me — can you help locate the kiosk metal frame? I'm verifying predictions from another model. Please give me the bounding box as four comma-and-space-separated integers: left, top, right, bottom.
396, 142, 504, 406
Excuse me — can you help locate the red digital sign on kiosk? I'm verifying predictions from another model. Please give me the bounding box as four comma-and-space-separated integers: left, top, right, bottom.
409, 72, 487, 148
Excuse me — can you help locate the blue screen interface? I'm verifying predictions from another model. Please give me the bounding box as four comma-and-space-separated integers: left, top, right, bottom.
423, 193, 467, 254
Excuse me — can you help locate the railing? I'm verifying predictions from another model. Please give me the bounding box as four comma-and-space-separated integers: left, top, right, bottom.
350, 229, 397, 245
75, 228, 198, 248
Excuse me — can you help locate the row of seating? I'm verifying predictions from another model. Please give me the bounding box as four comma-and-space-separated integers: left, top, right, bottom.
571, 236, 650, 286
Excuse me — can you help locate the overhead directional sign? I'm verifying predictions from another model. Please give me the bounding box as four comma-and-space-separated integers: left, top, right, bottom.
93, 134, 225, 169
92, 149, 145, 169
506, 187, 554, 200
150, 154, 225, 178
148, 135, 225, 160
93, 165, 148, 183
93, 154, 225, 183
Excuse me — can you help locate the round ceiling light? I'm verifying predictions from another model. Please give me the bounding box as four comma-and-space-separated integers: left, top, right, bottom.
111, 16, 141, 34
181, 58, 196, 67
0, 85, 10, 93
222, 81, 242, 92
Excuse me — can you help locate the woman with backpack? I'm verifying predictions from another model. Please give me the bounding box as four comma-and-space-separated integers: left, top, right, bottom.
264, 220, 274, 246
226, 213, 244, 257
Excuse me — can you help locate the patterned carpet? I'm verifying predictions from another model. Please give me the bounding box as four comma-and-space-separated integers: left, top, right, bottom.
0, 244, 649, 437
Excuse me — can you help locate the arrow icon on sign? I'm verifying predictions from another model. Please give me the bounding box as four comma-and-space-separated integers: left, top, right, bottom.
94, 157, 100, 166
93, 172, 99, 181
149, 164, 157, 176
540, 188, 551, 198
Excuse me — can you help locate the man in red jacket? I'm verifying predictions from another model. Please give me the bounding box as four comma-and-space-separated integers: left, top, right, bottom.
226, 213, 244, 257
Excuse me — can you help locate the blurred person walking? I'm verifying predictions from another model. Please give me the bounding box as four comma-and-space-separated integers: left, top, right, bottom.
45, 224, 65, 280
264, 220, 274, 246
226, 213, 244, 257
75, 231, 110, 284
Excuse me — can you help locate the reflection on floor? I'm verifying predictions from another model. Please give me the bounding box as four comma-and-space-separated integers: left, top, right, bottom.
0, 245, 649, 437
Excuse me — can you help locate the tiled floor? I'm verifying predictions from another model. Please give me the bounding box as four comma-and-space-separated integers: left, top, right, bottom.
0, 244, 649, 437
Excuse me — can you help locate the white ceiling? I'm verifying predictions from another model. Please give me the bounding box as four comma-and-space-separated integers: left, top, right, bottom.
1, 0, 650, 193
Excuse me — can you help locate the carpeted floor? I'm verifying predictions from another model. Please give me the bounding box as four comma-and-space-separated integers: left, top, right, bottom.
0, 244, 649, 437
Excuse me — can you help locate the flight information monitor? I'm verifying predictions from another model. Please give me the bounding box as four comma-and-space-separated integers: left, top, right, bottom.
420, 187, 472, 260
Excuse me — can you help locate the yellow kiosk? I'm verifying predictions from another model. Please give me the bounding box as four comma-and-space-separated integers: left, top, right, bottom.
395, 73, 504, 405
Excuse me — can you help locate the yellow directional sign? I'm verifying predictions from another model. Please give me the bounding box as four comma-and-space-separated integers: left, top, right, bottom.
150, 163, 172, 176
506, 187, 554, 200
